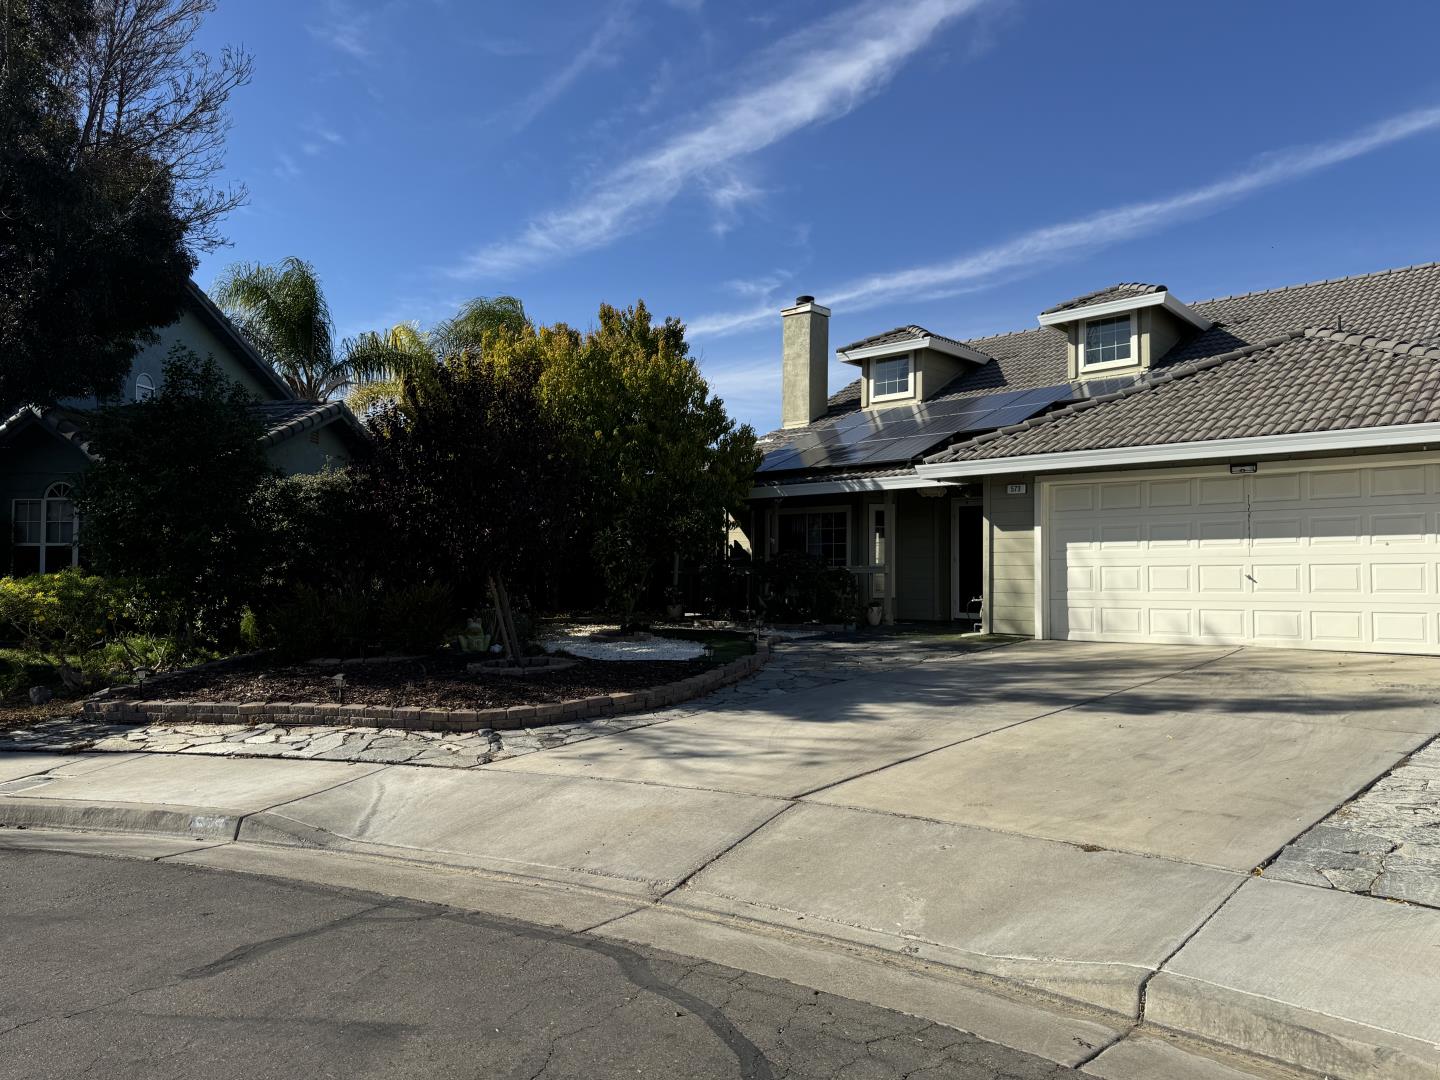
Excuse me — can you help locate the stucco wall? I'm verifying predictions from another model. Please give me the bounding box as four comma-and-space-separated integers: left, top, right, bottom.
983, 475, 1037, 636
264, 423, 355, 475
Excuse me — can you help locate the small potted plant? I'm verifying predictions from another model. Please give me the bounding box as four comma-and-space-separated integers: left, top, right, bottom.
663, 585, 685, 621
864, 599, 884, 627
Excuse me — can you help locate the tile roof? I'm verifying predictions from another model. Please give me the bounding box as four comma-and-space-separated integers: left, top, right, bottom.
1040, 283, 1166, 315
836, 324, 983, 356
927, 328, 1440, 463
0, 406, 100, 461
0, 400, 368, 459
759, 262, 1440, 478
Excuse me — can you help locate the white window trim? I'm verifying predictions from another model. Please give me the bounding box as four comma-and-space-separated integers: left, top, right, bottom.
867, 503, 887, 598
775, 504, 852, 567
1078, 313, 1138, 372
11, 483, 79, 573
870, 353, 915, 402
134, 372, 156, 401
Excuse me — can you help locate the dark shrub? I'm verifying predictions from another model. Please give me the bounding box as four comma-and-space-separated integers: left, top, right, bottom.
754, 553, 858, 624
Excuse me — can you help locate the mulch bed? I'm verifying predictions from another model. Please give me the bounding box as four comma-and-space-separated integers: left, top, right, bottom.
104, 652, 720, 711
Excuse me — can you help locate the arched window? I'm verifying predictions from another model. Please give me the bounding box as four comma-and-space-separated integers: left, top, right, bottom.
135, 373, 156, 401
10, 482, 78, 575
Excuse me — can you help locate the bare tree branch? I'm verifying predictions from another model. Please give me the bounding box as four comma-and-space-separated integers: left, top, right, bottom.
66, 0, 252, 251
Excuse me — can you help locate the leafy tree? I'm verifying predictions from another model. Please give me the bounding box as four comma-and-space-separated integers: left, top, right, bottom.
361, 326, 573, 659
540, 302, 759, 628
74, 348, 273, 645
0, 0, 249, 411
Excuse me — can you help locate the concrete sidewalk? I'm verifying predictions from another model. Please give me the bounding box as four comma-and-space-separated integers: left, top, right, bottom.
3, 639, 1439, 1079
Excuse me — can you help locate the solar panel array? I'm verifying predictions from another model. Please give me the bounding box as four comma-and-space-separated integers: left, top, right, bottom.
757, 376, 1137, 473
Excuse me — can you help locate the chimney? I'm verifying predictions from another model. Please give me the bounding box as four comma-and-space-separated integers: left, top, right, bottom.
781, 295, 830, 429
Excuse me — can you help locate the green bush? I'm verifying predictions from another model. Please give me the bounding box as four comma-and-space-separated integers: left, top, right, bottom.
754, 553, 858, 625
0, 571, 126, 669
377, 582, 456, 654
262, 583, 456, 659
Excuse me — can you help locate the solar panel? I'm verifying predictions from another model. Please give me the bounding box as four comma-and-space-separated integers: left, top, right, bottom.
759, 380, 1097, 474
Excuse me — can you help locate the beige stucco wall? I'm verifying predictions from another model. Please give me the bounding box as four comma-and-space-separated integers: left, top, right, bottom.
983, 474, 1037, 636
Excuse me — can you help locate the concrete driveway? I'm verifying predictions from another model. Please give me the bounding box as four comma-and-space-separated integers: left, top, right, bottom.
6, 638, 1440, 1076
495, 640, 1440, 870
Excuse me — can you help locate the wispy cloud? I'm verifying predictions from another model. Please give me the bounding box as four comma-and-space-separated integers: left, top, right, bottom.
308, 0, 375, 59
273, 151, 302, 181
506, 1, 637, 133
300, 121, 346, 157
452, 0, 990, 278
688, 103, 1440, 338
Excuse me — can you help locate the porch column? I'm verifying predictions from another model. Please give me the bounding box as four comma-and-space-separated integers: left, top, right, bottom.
883, 492, 896, 625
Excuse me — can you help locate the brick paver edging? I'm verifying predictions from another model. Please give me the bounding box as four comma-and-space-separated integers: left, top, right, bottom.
81, 640, 772, 733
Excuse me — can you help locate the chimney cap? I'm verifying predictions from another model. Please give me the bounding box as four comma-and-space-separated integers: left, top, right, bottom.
795, 294, 815, 304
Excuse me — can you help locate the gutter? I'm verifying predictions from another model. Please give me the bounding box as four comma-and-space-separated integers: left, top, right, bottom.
914, 422, 1440, 479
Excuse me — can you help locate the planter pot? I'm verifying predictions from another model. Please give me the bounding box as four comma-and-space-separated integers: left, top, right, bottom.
865, 605, 883, 627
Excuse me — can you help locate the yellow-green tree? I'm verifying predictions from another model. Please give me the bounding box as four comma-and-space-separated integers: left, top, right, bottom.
540, 302, 759, 629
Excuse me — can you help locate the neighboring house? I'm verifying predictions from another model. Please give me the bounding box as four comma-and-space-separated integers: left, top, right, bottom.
0, 281, 368, 576
749, 262, 1440, 655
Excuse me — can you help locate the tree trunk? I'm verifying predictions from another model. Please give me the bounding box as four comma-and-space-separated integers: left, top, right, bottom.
487, 575, 523, 665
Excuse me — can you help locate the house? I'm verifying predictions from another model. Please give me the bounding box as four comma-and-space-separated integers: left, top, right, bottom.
0, 281, 369, 576
748, 262, 1440, 655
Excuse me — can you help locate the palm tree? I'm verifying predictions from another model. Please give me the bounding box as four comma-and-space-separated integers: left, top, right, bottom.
346, 296, 532, 416
215, 258, 422, 401
344, 322, 435, 416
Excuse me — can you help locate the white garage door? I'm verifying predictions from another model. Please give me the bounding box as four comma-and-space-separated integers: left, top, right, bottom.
1046, 456, 1440, 654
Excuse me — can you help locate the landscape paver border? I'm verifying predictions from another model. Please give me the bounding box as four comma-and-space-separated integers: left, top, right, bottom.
79, 640, 772, 733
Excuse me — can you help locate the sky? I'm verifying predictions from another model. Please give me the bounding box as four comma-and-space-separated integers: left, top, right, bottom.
193, 0, 1440, 434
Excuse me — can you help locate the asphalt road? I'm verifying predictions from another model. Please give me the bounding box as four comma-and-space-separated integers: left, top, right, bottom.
0, 850, 1078, 1080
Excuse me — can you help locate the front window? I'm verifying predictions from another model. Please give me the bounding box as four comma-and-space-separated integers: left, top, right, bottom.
1081, 315, 1133, 368
778, 510, 849, 567
12, 483, 78, 575
135, 373, 156, 401
871, 355, 912, 399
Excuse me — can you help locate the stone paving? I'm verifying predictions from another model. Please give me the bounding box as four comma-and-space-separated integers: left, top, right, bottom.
1266, 735, 1440, 908
0, 634, 1008, 769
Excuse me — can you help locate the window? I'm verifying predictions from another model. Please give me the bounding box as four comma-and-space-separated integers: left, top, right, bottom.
868, 505, 886, 598
1081, 315, 1134, 369
777, 509, 849, 567
871, 355, 912, 400
12, 482, 78, 575
134, 373, 156, 401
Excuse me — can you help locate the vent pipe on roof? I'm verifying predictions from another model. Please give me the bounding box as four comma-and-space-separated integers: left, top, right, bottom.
781, 296, 830, 429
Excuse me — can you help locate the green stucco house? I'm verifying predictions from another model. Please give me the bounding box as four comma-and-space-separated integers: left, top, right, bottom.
0, 281, 368, 576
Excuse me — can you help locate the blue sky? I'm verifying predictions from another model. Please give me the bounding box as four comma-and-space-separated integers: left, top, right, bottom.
194, 0, 1440, 433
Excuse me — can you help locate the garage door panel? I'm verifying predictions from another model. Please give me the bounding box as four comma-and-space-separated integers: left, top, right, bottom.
1372, 612, 1432, 646
1253, 610, 1303, 641
1046, 459, 1440, 655
1371, 562, 1426, 593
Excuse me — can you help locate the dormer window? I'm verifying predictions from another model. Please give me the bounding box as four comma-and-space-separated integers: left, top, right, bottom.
1080, 314, 1135, 370
1038, 284, 1214, 382
871, 354, 912, 400
134, 373, 156, 402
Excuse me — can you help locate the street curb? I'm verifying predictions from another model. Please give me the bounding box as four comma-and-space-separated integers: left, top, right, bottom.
79, 639, 774, 733
0, 798, 241, 840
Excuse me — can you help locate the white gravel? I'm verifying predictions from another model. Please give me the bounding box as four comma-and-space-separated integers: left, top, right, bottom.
539, 628, 706, 661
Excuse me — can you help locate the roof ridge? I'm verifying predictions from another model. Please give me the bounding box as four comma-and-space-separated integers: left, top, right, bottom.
933, 330, 1309, 459
1195, 261, 1440, 308
1302, 325, 1440, 361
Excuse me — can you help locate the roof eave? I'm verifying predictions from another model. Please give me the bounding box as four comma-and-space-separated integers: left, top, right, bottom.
915, 422, 1440, 479
184, 281, 297, 401
1036, 291, 1213, 332
838, 336, 991, 366
749, 472, 951, 499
